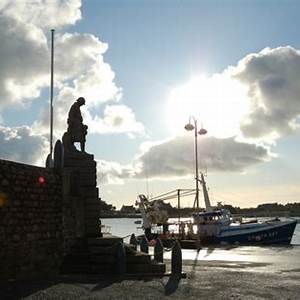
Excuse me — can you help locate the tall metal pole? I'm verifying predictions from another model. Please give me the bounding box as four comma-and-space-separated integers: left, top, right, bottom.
49, 29, 55, 164
185, 116, 206, 211
194, 119, 200, 210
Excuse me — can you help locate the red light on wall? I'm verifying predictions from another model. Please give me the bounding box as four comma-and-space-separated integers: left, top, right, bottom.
38, 176, 45, 185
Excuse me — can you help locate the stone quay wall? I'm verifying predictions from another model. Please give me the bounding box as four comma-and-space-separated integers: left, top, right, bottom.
0, 159, 63, 280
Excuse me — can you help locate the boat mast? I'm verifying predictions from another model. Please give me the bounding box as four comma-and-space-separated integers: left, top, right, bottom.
200, 173, 213, 212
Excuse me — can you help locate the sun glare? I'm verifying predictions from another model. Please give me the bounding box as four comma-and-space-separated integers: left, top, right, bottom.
167, 74, 249, 138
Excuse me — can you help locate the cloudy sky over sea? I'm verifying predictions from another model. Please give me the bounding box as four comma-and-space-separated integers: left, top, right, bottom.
1, 0, 300, 208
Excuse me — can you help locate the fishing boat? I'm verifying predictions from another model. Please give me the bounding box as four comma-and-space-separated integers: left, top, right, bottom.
193, 209, 296, 245
136, 174, 297, 246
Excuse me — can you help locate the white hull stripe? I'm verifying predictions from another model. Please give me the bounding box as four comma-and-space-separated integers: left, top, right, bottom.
219, 220, 296, 237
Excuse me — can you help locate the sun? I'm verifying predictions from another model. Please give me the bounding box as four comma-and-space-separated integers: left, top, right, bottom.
166, 74, 249, 138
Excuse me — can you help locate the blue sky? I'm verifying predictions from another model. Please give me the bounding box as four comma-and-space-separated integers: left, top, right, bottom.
1, 0, 300, 208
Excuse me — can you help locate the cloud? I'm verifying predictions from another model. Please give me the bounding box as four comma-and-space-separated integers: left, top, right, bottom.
231, 46, 300, 139
97, 135, 271, 183
167, 46, 300, 144
0, 125, 48, 165
96, 159, 135, 184
136, 135, 271, 179
0, 14, 48, 108
1, 0, 82, 29
87, 105, 144, 136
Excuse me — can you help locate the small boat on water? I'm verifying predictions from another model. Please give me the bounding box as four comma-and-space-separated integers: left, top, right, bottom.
136, 173, 297, 246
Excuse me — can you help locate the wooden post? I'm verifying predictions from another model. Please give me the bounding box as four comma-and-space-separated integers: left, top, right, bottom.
154, 238, 164, 263
129, 233, 138, 250
140, 236, 149, 253
171, 240, 182, 275
116, 241, 126, 274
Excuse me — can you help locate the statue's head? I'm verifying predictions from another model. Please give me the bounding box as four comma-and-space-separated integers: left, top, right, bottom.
76, 97, 86, 106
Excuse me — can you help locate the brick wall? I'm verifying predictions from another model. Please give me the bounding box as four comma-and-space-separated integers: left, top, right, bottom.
0, 159, 63, 279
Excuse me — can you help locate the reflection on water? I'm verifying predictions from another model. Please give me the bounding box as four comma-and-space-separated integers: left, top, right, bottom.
101, 217, 300, 273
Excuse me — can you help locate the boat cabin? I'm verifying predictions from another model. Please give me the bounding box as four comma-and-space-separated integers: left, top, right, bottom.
193, 209, 231, 224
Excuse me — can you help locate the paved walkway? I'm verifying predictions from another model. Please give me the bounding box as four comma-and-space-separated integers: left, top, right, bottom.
1, 259, 300, 299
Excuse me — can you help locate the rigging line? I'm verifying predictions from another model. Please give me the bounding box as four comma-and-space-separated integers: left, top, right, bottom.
155, 189, 196, 200
149, 188, 197, 200
155, 190, 196, 202
152, 194, 179, 202
148, 189, 179, 200
149, 189, 199, 202
176, 191, 196, 199
149, 190, 178, 199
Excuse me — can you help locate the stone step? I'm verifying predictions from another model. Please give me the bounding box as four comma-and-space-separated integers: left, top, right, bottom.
85, 228, 102, 237
89, 245, 117, 255
126, 252, 151, 264
63, 255, 91, 264
90, 254, 116, 264
87, 236, 123, 246
150, 262, 166, 274
124, 243, 137, 253
126, 262, 166, 274
61, 263, 114, 274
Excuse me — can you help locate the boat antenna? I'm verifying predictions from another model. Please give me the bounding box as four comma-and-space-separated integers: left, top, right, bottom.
49, 29, 55, 166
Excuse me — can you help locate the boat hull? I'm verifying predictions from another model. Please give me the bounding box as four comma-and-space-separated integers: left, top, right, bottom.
138, 220, 297, 249
216, 220, 297, 245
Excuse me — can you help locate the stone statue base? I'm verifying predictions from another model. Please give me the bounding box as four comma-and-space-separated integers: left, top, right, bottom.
63, 150, 101, 238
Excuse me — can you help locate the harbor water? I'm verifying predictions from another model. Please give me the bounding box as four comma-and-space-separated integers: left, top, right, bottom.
102, 217, 300, 273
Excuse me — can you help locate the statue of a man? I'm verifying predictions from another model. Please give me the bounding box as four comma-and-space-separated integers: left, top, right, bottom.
63, 97, 88, 153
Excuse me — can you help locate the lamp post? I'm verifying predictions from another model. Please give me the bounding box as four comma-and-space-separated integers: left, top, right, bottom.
184, 117, 207, 210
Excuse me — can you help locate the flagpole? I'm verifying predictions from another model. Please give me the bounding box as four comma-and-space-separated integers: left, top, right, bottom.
49, 29, 54, 164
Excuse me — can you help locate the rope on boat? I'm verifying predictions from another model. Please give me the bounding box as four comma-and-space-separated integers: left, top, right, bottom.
148, 188, 196, 202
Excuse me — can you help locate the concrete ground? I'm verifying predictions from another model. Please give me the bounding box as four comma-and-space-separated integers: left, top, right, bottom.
1, 258, 300, 300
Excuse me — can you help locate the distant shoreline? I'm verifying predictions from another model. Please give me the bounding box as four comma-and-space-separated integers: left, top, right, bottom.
100, 212, 300, 219
100, 214, 142, 219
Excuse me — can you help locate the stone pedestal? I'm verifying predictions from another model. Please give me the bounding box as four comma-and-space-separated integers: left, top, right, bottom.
63, 153, 101, 238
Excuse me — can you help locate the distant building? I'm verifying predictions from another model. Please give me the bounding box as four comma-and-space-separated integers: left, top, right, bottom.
120, 205, 136, 214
